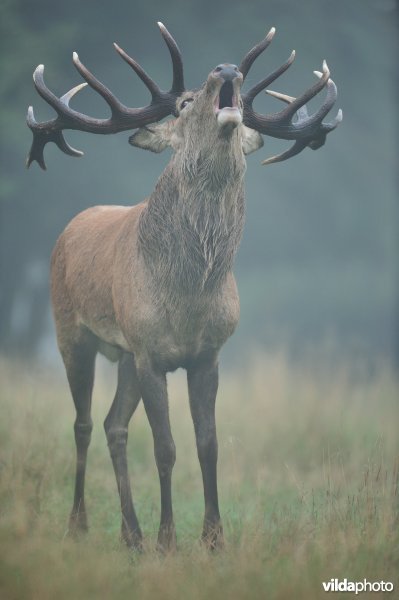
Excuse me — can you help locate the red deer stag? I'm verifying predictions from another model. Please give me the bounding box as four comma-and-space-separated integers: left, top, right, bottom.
27, 23, 341, 551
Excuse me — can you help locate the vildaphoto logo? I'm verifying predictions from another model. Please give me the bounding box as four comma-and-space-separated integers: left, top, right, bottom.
322, 579, 394, 594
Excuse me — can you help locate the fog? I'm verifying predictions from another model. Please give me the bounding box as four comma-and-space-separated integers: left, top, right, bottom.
0, 0, 397, 368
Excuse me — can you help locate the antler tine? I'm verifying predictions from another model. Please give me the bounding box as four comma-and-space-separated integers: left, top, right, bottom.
32, 65, 76, 119
26, 22, 186, 169
322, 107, 343, 133
113, 43, 162, 99
309, 70, 339, 124
113, 23, 184, 102
265, 89, 311, 122
72, 52, 125, 116
239, 27, 276, 80
60, 82, 88, 105
276, 60, 330, 123
265, 90, 295, 104
261, 140, 308, 166
243, 50, 295, 105
157, 22, 185, 94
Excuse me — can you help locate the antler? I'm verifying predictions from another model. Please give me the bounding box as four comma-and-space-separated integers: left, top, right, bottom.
240, 28, 342, 165
26, 22, 185, 170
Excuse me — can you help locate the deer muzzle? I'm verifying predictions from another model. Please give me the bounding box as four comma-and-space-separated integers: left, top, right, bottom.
212, 64, 243, 129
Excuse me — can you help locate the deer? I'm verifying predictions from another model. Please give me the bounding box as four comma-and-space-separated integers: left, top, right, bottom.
26, 22, 341, 552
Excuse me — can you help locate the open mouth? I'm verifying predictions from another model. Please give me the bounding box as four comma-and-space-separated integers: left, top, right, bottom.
215, 81, 238, 112
214, 80, 242, 128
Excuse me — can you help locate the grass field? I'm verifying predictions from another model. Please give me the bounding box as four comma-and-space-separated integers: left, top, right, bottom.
0, 354, 397, 599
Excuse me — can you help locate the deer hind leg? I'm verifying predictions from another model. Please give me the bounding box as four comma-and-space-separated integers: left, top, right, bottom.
187, 353, 224, 550
104, 351, 142, 549
136, 358, 176, 552
61, 330, 97, 537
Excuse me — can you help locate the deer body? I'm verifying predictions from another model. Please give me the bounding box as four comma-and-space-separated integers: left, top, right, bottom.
27, 23, 341, 550
52, 137, 245, 372
51, 113, 249, 549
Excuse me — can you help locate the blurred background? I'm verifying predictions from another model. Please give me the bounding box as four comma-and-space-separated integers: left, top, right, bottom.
0, 0, 397, 370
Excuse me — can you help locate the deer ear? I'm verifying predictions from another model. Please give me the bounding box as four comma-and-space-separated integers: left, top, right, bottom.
242, 125, 264, 155
129, 120, 177, 153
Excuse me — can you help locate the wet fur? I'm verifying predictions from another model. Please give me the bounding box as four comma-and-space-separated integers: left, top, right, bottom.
51, 66, 262, 550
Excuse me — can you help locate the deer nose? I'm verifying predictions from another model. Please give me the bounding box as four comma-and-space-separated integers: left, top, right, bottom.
213, 64, 240, 81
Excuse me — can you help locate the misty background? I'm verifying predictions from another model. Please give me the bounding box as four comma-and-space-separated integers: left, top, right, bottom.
0, 0, 397, 369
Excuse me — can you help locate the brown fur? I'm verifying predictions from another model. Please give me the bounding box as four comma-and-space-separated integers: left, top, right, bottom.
52, 65, 263, 551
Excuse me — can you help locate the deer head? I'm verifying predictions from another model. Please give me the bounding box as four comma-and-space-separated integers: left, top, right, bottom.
26, 23, 342, 171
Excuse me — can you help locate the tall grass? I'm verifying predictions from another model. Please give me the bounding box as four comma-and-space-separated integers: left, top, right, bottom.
0, 355, 397, 599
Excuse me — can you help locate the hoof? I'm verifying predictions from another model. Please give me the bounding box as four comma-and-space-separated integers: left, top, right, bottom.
156, 523, 177, 554
68, 511, 89, 539
201, 523, 224, 551
122, 525, 143, 551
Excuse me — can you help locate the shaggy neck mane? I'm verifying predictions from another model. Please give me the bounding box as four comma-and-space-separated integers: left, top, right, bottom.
138, 137, 246, 305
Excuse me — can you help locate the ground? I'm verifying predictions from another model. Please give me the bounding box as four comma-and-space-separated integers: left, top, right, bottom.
0, 354, 397, 599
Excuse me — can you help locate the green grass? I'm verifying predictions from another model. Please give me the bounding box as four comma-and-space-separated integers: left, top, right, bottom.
0, 355, 398, 599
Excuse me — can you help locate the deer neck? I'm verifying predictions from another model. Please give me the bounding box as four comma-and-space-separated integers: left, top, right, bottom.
138, 138, 246, 304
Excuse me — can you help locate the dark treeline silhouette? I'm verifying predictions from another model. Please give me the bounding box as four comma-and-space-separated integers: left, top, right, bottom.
0, 0, 397, 366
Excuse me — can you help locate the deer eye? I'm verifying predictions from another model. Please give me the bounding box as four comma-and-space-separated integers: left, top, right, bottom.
180, 98, 193, 110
